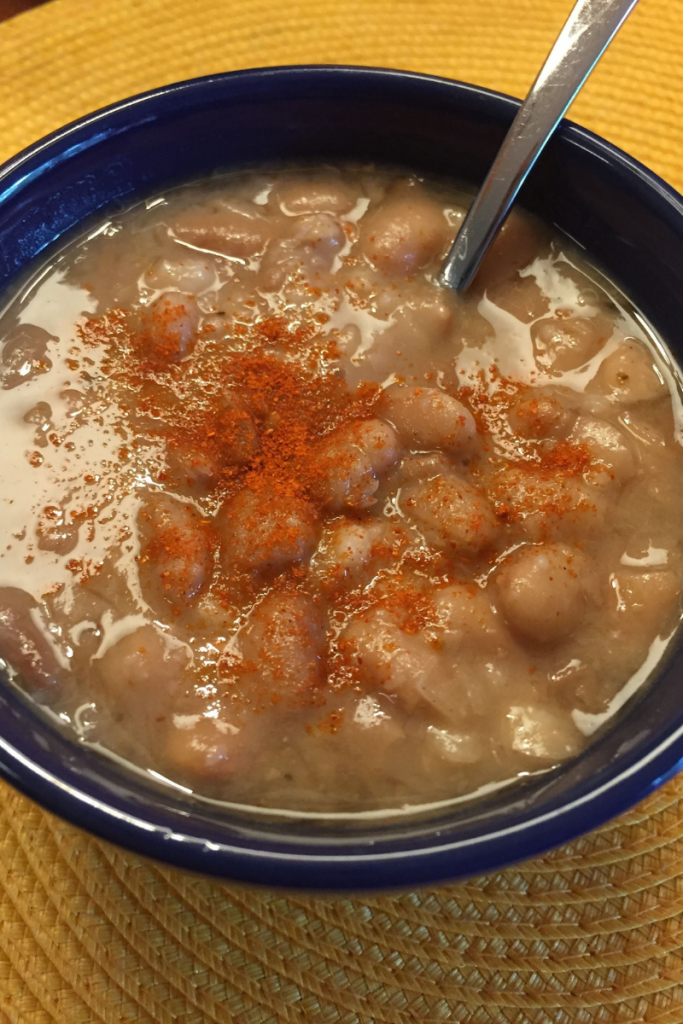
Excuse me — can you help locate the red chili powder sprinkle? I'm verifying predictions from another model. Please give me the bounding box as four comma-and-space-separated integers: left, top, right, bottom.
100, 309, 382, 514
537, 440, 592, 477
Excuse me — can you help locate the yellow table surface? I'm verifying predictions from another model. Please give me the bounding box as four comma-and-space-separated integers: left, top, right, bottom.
1, 1, 683, 1021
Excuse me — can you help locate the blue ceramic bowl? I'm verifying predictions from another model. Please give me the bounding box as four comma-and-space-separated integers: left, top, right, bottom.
0, 66, 682, 890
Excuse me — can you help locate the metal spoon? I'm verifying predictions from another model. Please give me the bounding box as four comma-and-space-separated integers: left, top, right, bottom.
440, 0, 640, 293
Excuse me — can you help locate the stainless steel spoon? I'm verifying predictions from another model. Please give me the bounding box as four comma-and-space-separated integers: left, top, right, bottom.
440, 0, 640, 293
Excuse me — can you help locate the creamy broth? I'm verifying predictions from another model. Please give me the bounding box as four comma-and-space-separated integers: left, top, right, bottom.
0, 164, 681, 814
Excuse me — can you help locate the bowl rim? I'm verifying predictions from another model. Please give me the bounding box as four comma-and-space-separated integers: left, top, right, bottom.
1, 63, 683, 890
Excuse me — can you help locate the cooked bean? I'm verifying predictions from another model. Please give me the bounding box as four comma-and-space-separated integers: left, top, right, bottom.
492, 464, 608, 543
426, 726, 486, 765
259, 212, 345, 291
313, 419, 400, 511
383, 385, 477, 457
341, 606, 441, 711
592, 340, 667, 403
401, 472, 498, 555
165, 440, 222, 492
216, 392, 260, 463
144, 292, 199, 362
187, 591, 239, 636
138, 493, 214, 610
532, 315, 610, 372
509, 391, 575, 440
0, 588, 65, 690
497, 543, 589, 643
434, 583, 506, 649
609, 570, 681, 638
209, 273, 270, 333
310, 517, 407, 586
172, 201, 273, 259
571, 416, 636, 484
96, 624, 189, 730
341, 592, 488, 726
165, 391, 259, 491
164, 716, 243, 778
288, 212, 345, 260
218, 487, 317, 574
145, 254, 216, 294
359, 186, 449, 275
229, 591, 326, 697
504, 704, 583, 761
487, 274, 549, 323
345, 289, 454, 382
271, 174, 358, 215
472, 211, 549, 292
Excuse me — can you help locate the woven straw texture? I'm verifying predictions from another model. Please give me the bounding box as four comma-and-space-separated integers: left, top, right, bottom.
0, 0, 683, 1020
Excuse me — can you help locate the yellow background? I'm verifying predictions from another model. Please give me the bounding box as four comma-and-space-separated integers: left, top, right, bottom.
1, 0, 683, 1021
0, 0, 682, 192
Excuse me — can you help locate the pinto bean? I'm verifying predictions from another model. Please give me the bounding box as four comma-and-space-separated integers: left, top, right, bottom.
608, 570, 681, 639
425, 726, 487, 765
313, 419, 400, 511
497, 543, 590, 643
531, 315, 610, 372
259, 213, 345, 291
509, 391, 576, 440
382, 385, 477, 457
207, 273, 270, 336
401, 472, 498, 555
344, 288, 454, 383
487, 275, 549, 323
95, 624, 189, 730
359, 186, 450, 275
491, 464, 608, 543
227, 591, 326, 698
504, 704, 583, 761
310, 518, 408, 587
138, 493, 214, 610
143, 292, 199, 362
145, 254, 216, 294
218, 487, 317, 574
340, 589, 493, 726
434, 583, 507, 649
472, 211, 550, 293
271, 174, 359, 215
591, 340, 667, 403
0, 588, 65, 691
165, 441, 223, 492
163, 716, 244, 779
165, 391, 260, 492
340, 605, 441, 711
172, 201, 273, 259
571, 416, 636, 484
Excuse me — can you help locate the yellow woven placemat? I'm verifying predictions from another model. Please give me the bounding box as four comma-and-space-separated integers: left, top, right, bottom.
1, 0, 683, 1020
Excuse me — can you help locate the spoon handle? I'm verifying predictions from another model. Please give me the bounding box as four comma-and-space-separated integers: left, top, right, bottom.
440, 0, 640, 293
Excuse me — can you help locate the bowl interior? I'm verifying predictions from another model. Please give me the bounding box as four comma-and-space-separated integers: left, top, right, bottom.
1, 66, 683, 889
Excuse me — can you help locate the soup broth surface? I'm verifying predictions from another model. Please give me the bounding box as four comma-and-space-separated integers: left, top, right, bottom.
0, 165, 681, 813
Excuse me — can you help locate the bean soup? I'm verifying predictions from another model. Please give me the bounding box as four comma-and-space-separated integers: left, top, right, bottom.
0, 165, 681, 814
